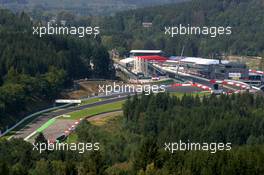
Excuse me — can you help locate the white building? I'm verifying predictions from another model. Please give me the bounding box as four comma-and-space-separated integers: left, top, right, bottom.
131, 50, 164, 77
134, 57, 149, 77
119, 50, 166, 77
179, 57, 229, 65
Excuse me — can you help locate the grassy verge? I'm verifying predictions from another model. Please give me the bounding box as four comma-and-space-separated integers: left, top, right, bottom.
81, 98, 103, 106
0, 103, 72, 140
92, 115, 123, 134
0, 133, 14, 140
65, 100, 125, 120
66, 114, 123, 143
90, 113, 122, 126
0, 112, 50, 140
152, 79, 174, 85
36, 118, 56, 133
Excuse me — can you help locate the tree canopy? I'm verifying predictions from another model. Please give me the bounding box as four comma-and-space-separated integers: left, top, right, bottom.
0, 9, 115, 130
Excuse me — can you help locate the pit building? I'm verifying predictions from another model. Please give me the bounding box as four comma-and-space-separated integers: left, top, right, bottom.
119, 50, 249, 80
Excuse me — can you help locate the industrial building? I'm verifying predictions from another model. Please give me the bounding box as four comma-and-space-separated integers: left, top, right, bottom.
176, 57, 249, 80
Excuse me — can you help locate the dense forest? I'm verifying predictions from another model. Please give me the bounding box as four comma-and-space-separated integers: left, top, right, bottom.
1, 0, 264, 173
0, 9, 115, 131
97, 0, 264, 58
0, 93, 264, 174
0, 0, 187, 16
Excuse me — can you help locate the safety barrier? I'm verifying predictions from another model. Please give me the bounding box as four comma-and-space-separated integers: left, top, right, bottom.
0, 103, 72, 138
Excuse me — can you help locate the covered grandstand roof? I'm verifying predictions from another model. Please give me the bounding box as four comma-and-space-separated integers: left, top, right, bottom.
180, 57, 229, 65
169, 56, 185, 60
130, 50, 163, 54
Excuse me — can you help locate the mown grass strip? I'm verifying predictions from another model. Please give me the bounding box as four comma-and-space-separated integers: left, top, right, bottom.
81, 98, 103, 106
36, 118, 56, 133
66, 100, 125, 120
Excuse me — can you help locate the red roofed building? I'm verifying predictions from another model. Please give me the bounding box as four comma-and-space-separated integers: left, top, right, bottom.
134, 55, 168, 77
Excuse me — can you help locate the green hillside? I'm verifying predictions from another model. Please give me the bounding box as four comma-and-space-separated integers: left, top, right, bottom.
98, 0, 264, 58
0, 9, 115, 131
1, 93, 264, 174
0, 0, 188, 16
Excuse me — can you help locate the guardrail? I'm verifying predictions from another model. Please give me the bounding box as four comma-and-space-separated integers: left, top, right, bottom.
0, 103, 72, 138
1, 91, 130, 139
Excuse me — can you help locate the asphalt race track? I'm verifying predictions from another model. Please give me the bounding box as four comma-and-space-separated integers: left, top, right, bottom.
12, 85, 204, 141
13, 95, 128, 140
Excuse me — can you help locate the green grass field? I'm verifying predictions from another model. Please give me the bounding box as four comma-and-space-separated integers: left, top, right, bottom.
81, 98, 103, 106
65, 100, 125, 120
66, 114, 123, 143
